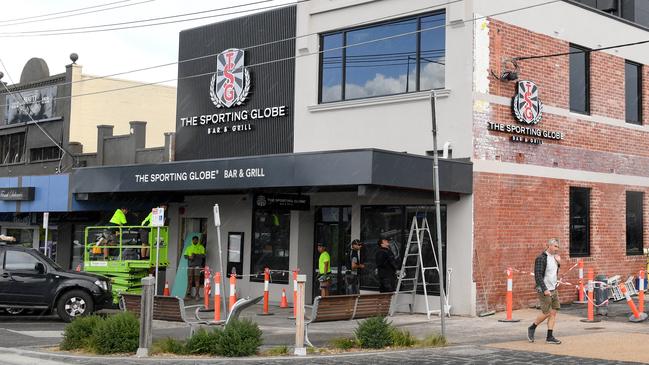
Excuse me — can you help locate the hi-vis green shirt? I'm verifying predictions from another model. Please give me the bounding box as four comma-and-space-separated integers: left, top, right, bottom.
141, 212, 152, 226
319, 251, 331, 274
184, 243, 206, 257
109, 209, 127, 225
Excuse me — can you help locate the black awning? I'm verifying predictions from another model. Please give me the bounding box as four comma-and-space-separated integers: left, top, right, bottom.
70, 149, 472, 195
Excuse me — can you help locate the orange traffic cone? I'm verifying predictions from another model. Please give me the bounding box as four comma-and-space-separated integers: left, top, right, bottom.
75, 263, 81, 272
163, 281, 170, 296
280, 288, 289, 308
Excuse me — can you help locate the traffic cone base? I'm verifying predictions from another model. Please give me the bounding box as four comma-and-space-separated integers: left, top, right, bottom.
580, 317, 601, 323
629, 312, 648, 322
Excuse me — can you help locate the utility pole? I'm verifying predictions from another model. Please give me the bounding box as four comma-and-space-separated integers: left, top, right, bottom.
430, 90, 446, 337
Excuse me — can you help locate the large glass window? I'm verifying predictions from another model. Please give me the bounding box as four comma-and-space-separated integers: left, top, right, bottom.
569, 187, 591, 257
5, 228, 34, 248
0, 133, 26, 164
319, 11, 445, 103
250, 208, 290, 283
569, 44, 590, 114
625, 60, 642, 124
360, 205, 446, 295
30, 146, 62, 162
626, 191, 644, 255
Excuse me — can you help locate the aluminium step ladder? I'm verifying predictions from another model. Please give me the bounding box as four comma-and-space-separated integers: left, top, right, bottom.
389, 215, 448, 319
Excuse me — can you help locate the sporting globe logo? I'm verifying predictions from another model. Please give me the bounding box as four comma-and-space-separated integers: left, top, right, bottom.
210, 48, 251, 108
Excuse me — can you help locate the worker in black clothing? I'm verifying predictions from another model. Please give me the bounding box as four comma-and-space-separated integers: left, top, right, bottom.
375, 238, 399, 292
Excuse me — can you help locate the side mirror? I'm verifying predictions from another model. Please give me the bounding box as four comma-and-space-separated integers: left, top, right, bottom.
35, 262, 45, 274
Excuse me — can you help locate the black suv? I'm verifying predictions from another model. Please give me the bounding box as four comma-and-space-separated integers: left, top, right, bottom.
0, 245, 113, 322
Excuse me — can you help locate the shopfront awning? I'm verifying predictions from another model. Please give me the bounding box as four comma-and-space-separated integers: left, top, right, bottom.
70, 149, 472, 195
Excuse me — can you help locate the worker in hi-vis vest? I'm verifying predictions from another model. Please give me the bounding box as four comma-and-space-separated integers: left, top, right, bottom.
139, 204, 168, 260
184, 236, 206, 299
103, 207, 128, 259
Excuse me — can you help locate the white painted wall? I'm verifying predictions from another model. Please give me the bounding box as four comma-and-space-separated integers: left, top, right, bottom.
294, 0, 475, 159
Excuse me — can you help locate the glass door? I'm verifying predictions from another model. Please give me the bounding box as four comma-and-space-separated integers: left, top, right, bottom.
313, 206, 351, 298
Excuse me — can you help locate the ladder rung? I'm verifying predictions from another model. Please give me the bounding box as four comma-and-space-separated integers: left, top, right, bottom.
399, 278, 417, 282
403, 265, 419, 269
422, 267, 439, 271
396, 290, 416, 294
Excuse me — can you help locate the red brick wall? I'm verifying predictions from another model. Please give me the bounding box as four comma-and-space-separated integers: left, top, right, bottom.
474, 173, 648, 312
474, 19, 649, 312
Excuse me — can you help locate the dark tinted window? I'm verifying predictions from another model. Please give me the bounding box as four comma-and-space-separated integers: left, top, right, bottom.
320, 11, 445, 103
0, 133, 25, 164
569, 45, 590, 114
569, 187, 591, 257
4, 250, 40, 271
626, 191, 644, 255
30, 146, 62, 162
625, 61, 642, 124
250, 208, 290, 283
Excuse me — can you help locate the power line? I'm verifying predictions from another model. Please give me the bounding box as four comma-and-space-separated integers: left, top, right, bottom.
0, 0, 292, 36
0, 0, 562, 109
0, 1, 460, 97
0, 0, 133, 24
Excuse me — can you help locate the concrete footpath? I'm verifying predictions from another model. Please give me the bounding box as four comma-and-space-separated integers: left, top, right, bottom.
1, 297, 648, 364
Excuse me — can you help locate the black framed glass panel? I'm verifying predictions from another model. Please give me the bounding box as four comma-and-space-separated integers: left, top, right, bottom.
250, 208, 290, 283
626, 191, 644, 255
569, 187, 591, 257
419, 13, 446, 91
569, 44, 590, 114
625, 60, 642, 124
320, 33, 344, 102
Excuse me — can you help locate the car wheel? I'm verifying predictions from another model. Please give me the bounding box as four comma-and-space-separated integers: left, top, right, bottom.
5, 307, 24, 315
56, 290, 94, 322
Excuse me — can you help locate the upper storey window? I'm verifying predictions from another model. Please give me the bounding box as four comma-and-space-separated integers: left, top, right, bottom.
319, 11, 445, 103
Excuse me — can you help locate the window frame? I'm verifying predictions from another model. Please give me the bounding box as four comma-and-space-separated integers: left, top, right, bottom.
569, 44, 591, 115
249, 206, 291, 284
625, 60, 643, 124
0, 132, 26, 165
569, 186, 591, 257
626, 191, 644, 256
318, 10, 446, 104
29, 146, 62, 163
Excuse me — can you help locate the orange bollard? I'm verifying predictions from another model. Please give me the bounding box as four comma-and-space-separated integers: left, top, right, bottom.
229, 274, 237, 310
258, 268, 274, 316
280, 288, 289, 308
620, 283, 648, 322
289, 269, 298, 319
499, 268, 520, 322
163, 281, 170, 296
573, 260, 587, 304
204, 266, 211, 308
639, 270, 645, 314
580, 268, 600, 323
214, 272, 221, 321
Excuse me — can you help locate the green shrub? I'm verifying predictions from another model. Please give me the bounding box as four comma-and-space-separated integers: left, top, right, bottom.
60, 315, 103, 350
391, 329, 417, 347
354, 316, 393, 349
88, 312, 139, 354
185, 328, 220, 355
216, 319, 263, 357
419, 333, 447, 347
265, 345, 289, 356
330, 337, 356, 350
152, 337, 186, 355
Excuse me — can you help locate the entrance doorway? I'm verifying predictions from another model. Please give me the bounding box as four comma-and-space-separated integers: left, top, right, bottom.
178, 218, 208, 265
313, 206, 351, 298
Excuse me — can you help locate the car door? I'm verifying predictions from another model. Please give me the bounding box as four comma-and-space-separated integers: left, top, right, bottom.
2, 250, 50, 306
0, 248, 10, 305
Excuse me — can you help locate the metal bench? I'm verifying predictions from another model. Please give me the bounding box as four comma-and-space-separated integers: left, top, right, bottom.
305, 293, 393, 347
120, 294, 262, 335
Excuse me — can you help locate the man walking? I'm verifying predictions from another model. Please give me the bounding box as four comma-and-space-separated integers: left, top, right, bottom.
375, 238, 399, 293
528, 238, 562, 344
345, 239, 365, 294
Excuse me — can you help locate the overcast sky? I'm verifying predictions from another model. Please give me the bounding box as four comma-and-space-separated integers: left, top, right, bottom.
0, 0, 295, 86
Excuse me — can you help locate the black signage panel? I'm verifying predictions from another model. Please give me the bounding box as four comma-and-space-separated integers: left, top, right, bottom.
254, 194, 310, 210
5, 86, 57, 125
0, 187, 35, 201
175, 6, 296, 160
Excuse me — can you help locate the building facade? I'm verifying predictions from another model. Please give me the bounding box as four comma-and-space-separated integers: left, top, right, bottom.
70, 0, 649, 315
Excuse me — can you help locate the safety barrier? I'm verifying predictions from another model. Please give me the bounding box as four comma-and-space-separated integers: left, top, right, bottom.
620, 283, 648, 322
204, 266, 211, 309
229, 274, 237, 310
573, 259, 587, 304
580, 269, 600, 323
498, 268, 520, 322
214, 272, 221, 321
258, 268, 274, 316
639, 270, 645, 313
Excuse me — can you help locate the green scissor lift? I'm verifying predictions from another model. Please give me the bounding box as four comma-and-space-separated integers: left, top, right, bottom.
83, 225, 169, 303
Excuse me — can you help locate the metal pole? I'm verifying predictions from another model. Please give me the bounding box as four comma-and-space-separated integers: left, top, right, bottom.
136, 276, 154, 357
216, 224, 227, 315
44, 226, 49, 258
154, 226, 161, 295
430, 90, 446, 337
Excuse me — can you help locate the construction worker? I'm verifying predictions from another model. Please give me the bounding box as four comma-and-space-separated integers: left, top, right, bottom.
317, 242, 331, 297
140, 204, 168, 259
104, 207, 128, 258
184, 236, 206, 300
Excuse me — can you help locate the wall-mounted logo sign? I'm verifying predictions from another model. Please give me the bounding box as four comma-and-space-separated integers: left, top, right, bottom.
0, 187, 35, 201
512, 80, 543, 125
486, 80, 564, 145
210, 48, 251, 108
254, 194, 310, 211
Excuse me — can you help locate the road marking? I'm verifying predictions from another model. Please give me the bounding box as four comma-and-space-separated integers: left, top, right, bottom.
6, 330, 62, 338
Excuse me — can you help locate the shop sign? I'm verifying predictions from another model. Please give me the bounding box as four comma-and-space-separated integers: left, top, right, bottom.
5, 86, 57, 125
487, 80, 565, 145
0, 187, 35, 201
254, 194, 310, 211
179, 47, 288, 136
